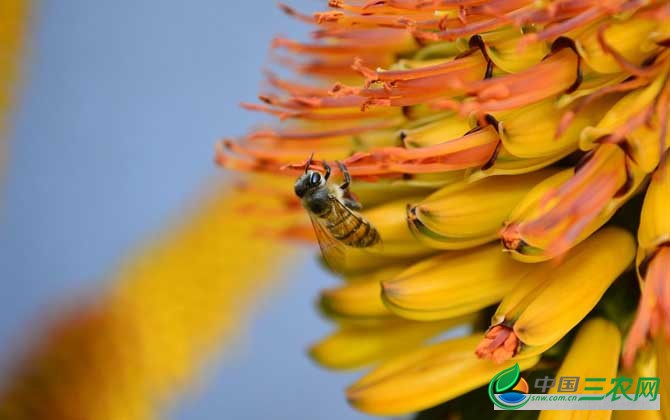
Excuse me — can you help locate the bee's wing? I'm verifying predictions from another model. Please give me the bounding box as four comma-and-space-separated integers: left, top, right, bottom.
308, 212, 346, 273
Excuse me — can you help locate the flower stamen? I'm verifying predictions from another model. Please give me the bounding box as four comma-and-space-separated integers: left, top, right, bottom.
475, 325, 520, 363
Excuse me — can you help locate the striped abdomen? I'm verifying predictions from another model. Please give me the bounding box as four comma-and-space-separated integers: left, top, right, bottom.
320, 199, 380, 248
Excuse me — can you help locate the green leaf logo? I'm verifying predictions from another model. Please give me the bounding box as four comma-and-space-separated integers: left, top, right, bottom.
494, 363, 521, 393
488, 363, 530, 410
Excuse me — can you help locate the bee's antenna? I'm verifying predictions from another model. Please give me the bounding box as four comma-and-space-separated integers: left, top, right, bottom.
305, 152, 314, 174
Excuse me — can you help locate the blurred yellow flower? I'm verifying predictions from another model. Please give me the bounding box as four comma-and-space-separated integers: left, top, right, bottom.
0, 0, 29, 175
0, 183, 295, 419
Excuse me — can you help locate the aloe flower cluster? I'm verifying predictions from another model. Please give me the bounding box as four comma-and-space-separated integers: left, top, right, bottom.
219, 0, 670, 417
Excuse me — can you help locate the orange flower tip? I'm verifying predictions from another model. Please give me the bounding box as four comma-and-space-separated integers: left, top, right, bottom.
622, 246, 670, 368
214, 140, 231, 165
221, 138, 235, 149
330, 83, 360, 97
351, 57, 378, 84
315, 11, 344, 24
241, 102, 296, 120
277, 2, 293, 13
500, 224, 524, 252
271, 36, 294, 51
258, 95, 275, 105
240, 102, 267, 113
345, 386, 363, 406
379, 280, 399, 299
475, 325, 520, 363
319, 287, 336, 300
277, 3, 314, 24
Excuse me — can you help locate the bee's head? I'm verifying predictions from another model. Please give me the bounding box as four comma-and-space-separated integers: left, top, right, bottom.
294, 170, 324, 198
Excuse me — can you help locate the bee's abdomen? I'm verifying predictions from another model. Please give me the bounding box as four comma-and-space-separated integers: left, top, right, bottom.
350, 221, 381, 248
326, 208, 380, 248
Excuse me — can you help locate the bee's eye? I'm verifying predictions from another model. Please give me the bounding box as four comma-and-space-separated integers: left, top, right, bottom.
309, 172, 321, 185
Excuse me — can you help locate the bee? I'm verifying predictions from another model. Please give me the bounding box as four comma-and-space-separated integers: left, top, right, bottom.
294, 154, 381, 271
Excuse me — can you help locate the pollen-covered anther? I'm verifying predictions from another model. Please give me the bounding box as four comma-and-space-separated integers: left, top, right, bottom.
475, 325, 520, 363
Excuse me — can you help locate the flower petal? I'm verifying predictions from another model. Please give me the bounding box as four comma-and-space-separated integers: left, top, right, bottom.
480, 227, 635, 362
310, 316, 473, 370
408, 170, 557, 249
347, 334, 539, 415
539, 318, 621, 420
382, 243, 531, 321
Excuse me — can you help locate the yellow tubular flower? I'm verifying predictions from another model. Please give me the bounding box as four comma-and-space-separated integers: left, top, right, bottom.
624, 155, 670, 368
614, 347, 663, 420
319, 265, 403, 320
476, 227, 635, 362
407, 169, 559, 249
501, 144, 646, 262
215, 0, 670, 417
540, 318, 621, 420
360, 197, 434, 258
309, 315, 474, 370
495, 96, 612, 159
0, 183, 294, 420
381, 243, 532, 321
346, 334, 540, 416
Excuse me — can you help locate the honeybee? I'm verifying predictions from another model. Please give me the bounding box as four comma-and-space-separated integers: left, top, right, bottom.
294, 154, 381, 271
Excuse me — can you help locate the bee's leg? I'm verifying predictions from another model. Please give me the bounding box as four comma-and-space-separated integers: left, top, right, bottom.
336, 160, 351, 191
323, 161, 331, 181
337, 160, 362, 209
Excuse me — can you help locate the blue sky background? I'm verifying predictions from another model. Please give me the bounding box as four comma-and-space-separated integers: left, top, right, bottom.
0, 1, 375, 419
